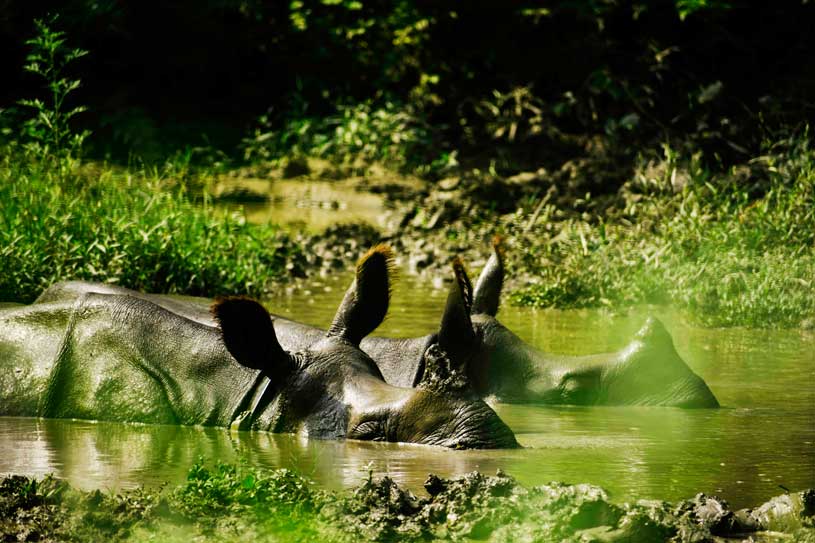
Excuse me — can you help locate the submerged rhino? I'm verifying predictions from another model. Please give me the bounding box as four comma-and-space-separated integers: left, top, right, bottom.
0, 246, 518, 449
445, 241, 719, 407
266, 242, 719, 408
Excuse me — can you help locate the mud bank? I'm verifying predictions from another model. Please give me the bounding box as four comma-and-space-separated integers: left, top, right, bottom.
277, 143, 813, 328
2, 465, 812, 542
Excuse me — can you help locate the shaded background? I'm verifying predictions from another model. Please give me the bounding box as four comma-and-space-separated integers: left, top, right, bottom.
1, 0, 813, 166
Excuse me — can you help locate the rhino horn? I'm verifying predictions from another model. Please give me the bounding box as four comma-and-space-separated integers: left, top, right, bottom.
327, 244, 394, 346
212, 296, 292, 375
471, 235, 505, 317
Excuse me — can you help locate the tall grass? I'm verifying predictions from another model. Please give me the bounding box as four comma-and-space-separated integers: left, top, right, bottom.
510, 132, 815, 327
0, 19, 302, 304
0, 149, 303, 303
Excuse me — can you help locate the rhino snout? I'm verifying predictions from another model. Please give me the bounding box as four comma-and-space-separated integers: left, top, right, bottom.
434, 403, 520, 449
403, 398, 520, 450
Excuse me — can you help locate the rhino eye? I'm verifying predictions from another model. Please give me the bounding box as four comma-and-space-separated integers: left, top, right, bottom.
349, 420, 386, 442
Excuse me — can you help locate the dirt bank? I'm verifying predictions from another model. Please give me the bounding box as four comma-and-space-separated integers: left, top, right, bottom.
2, 466, 813, 542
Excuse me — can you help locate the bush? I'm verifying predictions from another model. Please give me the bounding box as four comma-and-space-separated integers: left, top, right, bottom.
242, 100, 444, 174
0, 152, 304, 303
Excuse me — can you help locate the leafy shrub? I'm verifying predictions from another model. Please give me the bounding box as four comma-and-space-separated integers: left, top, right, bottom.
243, 101, 442, 173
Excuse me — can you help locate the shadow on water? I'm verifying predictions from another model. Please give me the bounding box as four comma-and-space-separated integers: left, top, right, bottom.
1, 271, 813, 509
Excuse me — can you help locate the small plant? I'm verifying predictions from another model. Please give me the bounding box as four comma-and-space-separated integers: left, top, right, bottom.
18, 16, 90, 160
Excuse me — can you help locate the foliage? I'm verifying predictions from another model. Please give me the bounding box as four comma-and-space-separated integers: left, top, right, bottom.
0, 464, 343, 542
1, 1, 810, 168
18, 16, 89, 162
172, 461, 320, 518
0, 148, 305, 303
675, 0, 733, 20
508, 130, 815, 327
243, 100, 442, 174
1, 4, 812, 331
0, 24, 305, 303
471, 86, 546, 144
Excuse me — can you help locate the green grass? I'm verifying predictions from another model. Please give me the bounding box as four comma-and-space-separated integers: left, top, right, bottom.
508, 133, 815, 327
0, 147, 304, 303
0, 18, 305, 304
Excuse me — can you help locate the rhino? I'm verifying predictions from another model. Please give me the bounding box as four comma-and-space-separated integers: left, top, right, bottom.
20, 243, 719, 409
0, 246, 519, 449
255, 242, 719, 408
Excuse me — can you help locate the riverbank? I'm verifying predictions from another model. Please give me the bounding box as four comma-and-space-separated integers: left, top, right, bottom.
2, 12, 812, 328
1, 463, 812, 542
377, 130, 815, 329
223, 129, 815, 329
2, 136, 813, 329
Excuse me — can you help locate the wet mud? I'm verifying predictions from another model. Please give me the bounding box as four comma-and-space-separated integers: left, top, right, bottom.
2, 468, 812, 542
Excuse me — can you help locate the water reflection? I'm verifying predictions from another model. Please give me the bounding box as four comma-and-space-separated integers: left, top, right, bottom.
0, 417, 516, 493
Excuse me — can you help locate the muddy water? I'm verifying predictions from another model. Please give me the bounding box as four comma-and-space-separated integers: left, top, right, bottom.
1, 272, 813, 508
215, 178, 390, 232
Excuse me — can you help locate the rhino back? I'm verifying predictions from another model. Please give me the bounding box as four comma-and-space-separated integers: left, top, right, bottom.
4, 292, 264, 426
0, 301, 77, 415
36, 281, 216, 326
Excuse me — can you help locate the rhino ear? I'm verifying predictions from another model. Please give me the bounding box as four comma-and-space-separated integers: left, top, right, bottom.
471, 236, 505, 317
437, 257, 477, 359
327, 244, 394, 345
212, 296, 293, 375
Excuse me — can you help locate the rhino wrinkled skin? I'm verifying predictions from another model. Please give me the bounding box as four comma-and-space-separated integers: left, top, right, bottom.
0, 246, 518, 449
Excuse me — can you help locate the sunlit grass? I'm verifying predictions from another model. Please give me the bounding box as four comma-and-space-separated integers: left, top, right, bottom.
0, 148, 304, 303
510, 133, 815, 327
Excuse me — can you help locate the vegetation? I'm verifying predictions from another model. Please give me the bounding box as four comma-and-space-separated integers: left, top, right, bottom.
505, 131, 815, 327
243, 101, 442, 175
0, 154, 305, 303
1, 462, 813, 542
0, 19, 304, 304
0, 5, 812, 327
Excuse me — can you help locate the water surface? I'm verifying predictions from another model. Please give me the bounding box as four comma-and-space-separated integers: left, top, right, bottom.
1, 272, 813, 508
215, 178, 389, 232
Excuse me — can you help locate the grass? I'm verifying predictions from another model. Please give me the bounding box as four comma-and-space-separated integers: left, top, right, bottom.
0, 18, 305, 304
507, 132, 815, 327
0, 146, 305, 303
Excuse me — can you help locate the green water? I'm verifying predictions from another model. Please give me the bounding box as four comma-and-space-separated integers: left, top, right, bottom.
1, 272, 813, 508
214, 177, 390, 232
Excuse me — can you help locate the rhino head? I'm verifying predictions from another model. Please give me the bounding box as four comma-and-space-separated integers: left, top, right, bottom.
213, 245, 519, 449
466, 239, 719, 408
